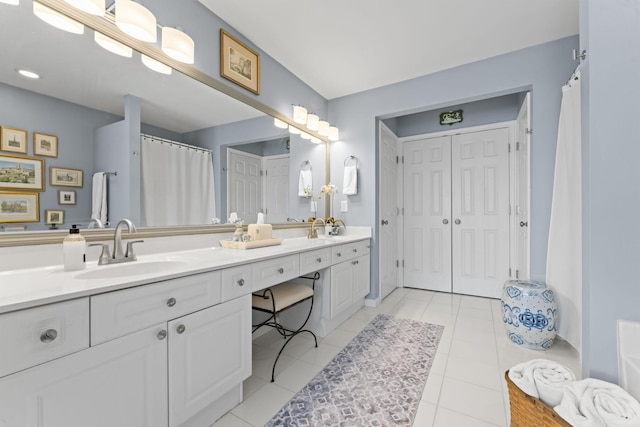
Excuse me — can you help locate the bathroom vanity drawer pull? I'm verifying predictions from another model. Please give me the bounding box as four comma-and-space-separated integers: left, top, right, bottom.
176, 325, 186, 334
167, 297, 177, 307
337, 252, 342, 257
40, 329, 58, 344
353, 248, 358, 253
237, 278, 245, 287
278, 268, 284, 274
366, 245, 371, 248
157, 330, 167, 340
352, 261, 359, 265
316, 257, 322, 263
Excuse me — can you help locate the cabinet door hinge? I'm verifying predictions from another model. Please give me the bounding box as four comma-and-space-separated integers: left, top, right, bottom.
508, 143, 511, 153
509, 267, 512, 277
396, 260, 399, 268
525, 128, 533, 135
516, 142, 520, 151
516, 269, 520, 279
396, 156, 399, 164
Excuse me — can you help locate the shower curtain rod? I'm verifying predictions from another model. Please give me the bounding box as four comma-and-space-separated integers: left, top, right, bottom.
141, 133, 212, 154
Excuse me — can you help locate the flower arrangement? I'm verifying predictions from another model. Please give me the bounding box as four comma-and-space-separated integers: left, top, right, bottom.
320, 183, 338, 222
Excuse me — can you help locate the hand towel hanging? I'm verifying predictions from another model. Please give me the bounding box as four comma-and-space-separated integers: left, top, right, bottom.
91, 172, 108, 224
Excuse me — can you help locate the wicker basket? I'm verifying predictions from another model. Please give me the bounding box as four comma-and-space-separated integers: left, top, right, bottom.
505, 371, 572, 427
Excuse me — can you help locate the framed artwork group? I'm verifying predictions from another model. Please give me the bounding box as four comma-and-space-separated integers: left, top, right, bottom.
0, 126, 83, 225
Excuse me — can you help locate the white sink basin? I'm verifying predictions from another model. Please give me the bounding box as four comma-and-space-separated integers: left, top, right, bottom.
75, 260, 188, 280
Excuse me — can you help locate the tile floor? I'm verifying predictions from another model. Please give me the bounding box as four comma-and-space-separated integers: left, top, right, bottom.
212, 287, 580, 427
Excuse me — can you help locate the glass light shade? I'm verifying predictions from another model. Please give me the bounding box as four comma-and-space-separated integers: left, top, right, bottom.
318, 120, 330, 136
306, 113, 319, 131
33, 2, 84, 34
293, 105, 307, 124
17, 69, 39, 79
141, 55, 172, 75
95, 32, 133, 57
64, 0, 104, 15
311, 137, 322, 144
274, 118, 288, 129
288, 125, 301, 135
328, 126, 339, 141
116, 0, 156, 42
0, 0, 20, 5
161, 27, 194, 64
300, 132, 311, 140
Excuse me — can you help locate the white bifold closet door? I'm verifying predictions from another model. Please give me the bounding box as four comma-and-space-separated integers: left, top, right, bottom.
403, 127, 510, 298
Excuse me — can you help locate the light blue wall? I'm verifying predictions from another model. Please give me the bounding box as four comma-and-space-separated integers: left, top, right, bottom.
328, 35, 579, 299
580, 0, 640, 383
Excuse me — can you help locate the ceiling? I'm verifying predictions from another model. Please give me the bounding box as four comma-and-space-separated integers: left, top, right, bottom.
200, 0, 579, 100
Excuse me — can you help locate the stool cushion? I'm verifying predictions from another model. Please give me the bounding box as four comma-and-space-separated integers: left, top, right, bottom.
252, 282, 313, 313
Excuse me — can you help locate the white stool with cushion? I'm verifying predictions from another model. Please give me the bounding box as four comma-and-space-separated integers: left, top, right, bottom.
251, 272, 320, 382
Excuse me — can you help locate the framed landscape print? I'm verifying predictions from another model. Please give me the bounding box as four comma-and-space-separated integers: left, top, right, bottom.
58, 189, 76, 205
220, 29, 260, 95
0, 126, 28, 154
0, 153, 45, 191
0, 191, 39, 223
45, 209, 64, 225
34, 132, 58, 157
50, 166, 83, 187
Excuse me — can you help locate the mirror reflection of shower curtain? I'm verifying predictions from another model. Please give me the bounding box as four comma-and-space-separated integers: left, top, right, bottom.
547, 70, 581, 352
141, 135, 216, 226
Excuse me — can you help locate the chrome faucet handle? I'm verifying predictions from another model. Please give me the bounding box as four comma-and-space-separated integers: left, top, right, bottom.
125, 240, 144, 260
89, 243, 111, 265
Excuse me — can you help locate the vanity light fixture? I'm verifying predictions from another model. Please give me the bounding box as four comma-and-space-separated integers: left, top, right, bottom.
328, 126, 339, 142
64, 0, 104, 16
293, 105, 307, 124
33, 1, 85, 34
116, 0, 157, 43
300, 132, 312, 140
318, 120, 330, 136
141, 54, 172, 75
94, 32, 133, 57
288, 125, 301, 135
17, 69, 40, 79
274, 118, 288, 129
161, 27, 194, 64
0, 0, 19, 5
306, 113, 319, 131
311, 137, 322, 144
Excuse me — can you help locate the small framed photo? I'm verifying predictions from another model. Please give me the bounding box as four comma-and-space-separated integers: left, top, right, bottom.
45, 209, 64, 225
34, 132, 58, 157
0, 153, 45, 191
0, 191, 39, 223
58, 189, 76, 205
50, 166, 83, 187
0, 126, 28, 154
220, 29, 260, 95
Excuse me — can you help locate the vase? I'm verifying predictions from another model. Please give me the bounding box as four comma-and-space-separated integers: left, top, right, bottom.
501, 280, 558, 350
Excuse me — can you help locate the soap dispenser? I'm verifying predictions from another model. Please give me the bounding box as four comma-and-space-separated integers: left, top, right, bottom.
63, 224, 86, 271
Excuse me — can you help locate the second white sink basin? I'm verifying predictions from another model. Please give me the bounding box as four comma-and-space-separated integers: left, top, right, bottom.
75, 260, 188, 280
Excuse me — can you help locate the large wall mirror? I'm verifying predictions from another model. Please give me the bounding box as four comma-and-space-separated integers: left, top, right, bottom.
0, 0, 328, 245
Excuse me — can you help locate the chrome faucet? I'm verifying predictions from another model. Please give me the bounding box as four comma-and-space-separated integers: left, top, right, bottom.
89, 218, 143, 265
329, 219, 346, 236
87, 218, 104, 229
308, 218, 325, 239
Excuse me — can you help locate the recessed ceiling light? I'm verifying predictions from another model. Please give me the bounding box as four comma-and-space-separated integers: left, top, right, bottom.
17, 69, 40, 79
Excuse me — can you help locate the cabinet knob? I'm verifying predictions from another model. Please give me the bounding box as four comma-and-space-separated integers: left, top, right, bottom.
316, 257, 322, 263
366, 245, 371, 248
353, 248, 358, 253
352, 260, 359, 265
176, 325, 186, 334
157, 330, 167, 340
237, 278, 245, 287
40, 329, 58, 344
337, 252, 342, 257
278, 268, 284, 274
167, 297, 177, 307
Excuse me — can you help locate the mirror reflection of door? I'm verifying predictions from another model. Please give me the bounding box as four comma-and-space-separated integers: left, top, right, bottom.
264, 156, 289, 223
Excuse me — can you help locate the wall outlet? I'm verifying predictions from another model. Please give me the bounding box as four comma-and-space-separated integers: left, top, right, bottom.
310, 200, 317, 213
341, 200, 348, 212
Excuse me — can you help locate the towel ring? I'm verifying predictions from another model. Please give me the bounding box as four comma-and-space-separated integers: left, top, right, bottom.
300, 160, 312, 171
344, 155, 359, 167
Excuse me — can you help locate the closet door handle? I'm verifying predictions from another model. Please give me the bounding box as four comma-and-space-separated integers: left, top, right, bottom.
442, 219, 449, 225
454, 219, 461, 225
381, 219, 389, 226
278, 268, 284, 274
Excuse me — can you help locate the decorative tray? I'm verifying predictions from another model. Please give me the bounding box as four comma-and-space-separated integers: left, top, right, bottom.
219, 237, 283, 250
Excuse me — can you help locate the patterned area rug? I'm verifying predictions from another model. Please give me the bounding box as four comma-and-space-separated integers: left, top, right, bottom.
266, 314, 444, 426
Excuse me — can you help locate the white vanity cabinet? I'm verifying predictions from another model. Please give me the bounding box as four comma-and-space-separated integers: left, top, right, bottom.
327, 240, 371, 321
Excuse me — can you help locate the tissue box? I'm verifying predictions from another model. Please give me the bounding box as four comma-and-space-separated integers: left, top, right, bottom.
248, 224, 272, 241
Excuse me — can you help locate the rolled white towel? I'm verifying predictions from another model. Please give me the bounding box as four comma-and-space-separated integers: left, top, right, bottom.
508, 359, 576, 407
554, 379, 640, 427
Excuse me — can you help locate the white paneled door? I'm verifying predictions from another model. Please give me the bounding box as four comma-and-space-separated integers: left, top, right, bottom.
264, 156, 290, 223
379, 123, 400, 300
403, 127, 511, 298
228, 149, 262, 222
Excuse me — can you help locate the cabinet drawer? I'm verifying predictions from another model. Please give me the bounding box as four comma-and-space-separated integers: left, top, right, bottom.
91, 271, 221, 345
0, 298, 89, 378
252, 254, 300, 291
221, 265, 252, 302
332, 242, 362, 263
358, 239, 372, 256
300, 248, 332, 275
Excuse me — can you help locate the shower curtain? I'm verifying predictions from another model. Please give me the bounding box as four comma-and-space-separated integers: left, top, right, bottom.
546, 70, 582, 352
141, 135, 216, 227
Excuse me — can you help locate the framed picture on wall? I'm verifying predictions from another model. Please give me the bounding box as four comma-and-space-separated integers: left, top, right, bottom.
34, 132, 58, 157
50, 166, 83, 187
0, 191, 39, 223
0, 153, 45, 191
220, 29, 260, 95
45, 209, 64, 225
58, 189, 76, 205
0, 127, 28, 154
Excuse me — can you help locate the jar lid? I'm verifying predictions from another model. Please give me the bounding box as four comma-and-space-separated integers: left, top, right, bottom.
504, 280, 546, 290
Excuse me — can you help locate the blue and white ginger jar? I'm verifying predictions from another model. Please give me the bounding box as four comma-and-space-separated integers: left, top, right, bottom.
501, 280, 558, 350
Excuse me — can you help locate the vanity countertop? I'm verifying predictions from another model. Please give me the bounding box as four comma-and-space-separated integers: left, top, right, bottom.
0, 234, 370, 314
